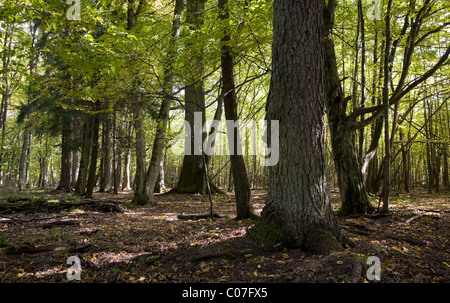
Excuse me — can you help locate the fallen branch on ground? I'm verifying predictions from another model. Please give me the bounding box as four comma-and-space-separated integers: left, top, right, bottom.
177, 212, 220, 220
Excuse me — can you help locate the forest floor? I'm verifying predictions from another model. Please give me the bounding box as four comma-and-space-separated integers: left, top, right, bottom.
0, 188, 448, 283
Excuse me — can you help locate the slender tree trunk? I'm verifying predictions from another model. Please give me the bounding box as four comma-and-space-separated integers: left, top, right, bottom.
218, 0, 254, 220
0, 25, 13, 185
382, 0, 393, 213
251, 0, 345, 254
399, 129, 410, 192
127, 0, 149, 205
25, 133, 32, 187
18, 130, 30, 191
71, 120, 80, 188
123, 145, 131, 190
357, 0, 366, 165
122, 120, 132, 190
113, 111, 120, 194
99, 114, 112, 192
139, 0, 185, 205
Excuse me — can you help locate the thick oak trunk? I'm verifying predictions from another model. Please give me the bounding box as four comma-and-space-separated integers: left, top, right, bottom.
251, 0, 344, 254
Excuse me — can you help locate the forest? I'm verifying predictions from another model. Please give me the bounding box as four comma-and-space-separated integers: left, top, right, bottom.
0, 0, 449, 286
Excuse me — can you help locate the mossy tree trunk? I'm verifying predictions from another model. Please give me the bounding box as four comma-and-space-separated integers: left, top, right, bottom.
250, 0, 344, 254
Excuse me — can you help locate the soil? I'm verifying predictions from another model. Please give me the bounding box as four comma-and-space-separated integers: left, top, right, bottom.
0, 189, 448, 283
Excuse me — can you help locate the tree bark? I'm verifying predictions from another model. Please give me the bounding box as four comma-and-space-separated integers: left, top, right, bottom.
140, 0, 184, 205
323, 0, 374, 215
382, 0, 393, 213
18, 130, 30, 191
85, 102, 101, 198
74, 116, 94, 196
250, 0, 345, 254
218, 0, 255, 220
99, 113, 112, 192
56, 115, 72, 192
170, 0, 209, 195
128, 0, 149, 205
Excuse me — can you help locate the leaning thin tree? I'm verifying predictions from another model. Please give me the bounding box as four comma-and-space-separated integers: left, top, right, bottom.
250, 0, 346, 254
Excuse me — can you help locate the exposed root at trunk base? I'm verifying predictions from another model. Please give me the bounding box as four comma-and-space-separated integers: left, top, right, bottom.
247, 215, 344, 255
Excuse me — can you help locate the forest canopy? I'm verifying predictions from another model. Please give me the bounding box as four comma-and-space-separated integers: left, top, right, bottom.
0, 0, 447, 201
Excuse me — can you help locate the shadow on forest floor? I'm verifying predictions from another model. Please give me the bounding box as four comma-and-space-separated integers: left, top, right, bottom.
0, 188, 449, 283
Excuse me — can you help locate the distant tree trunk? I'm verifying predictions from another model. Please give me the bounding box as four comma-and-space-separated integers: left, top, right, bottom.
218, 0, 255, 220
122, 120, 132, 190
399, 129, 410, 192
85, 103, 101, 198
71, 120, 80, 188
251, 0, 344, 254
99, 114, 112, 192
113, 111, 120, 194
39, 136, 50, 188
123, 145, 132, 190
56, 115, 72, 192
25, 133, 32, 187
443, 143, 449, 189
18, 130, 30, 191
357, 0, 366, 165
74, 116, 94, 196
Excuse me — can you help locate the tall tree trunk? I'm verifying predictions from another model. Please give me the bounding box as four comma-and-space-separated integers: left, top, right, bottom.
251, 0, 345, 254
357, 0, 366, 165
99, 114, 112, 192
113, 110, 120, 194
382, 0, 393, 213
123, 145, 132, 190
122, 120, 133, 190
128, 0, 149, 205
56, 115, 72, 192
171, 0, 209, 194
218, 0, 255, 220
18, 130, 30, 191
138, 0, 185, 205
323, 0, 374, 215
85, 103, 101, 198
0, 24, 13, 185
399, 128, 410, 192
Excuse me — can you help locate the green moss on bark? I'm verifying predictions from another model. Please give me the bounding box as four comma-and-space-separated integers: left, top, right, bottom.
246, 216, 287, 249
303, 227, 343, 255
